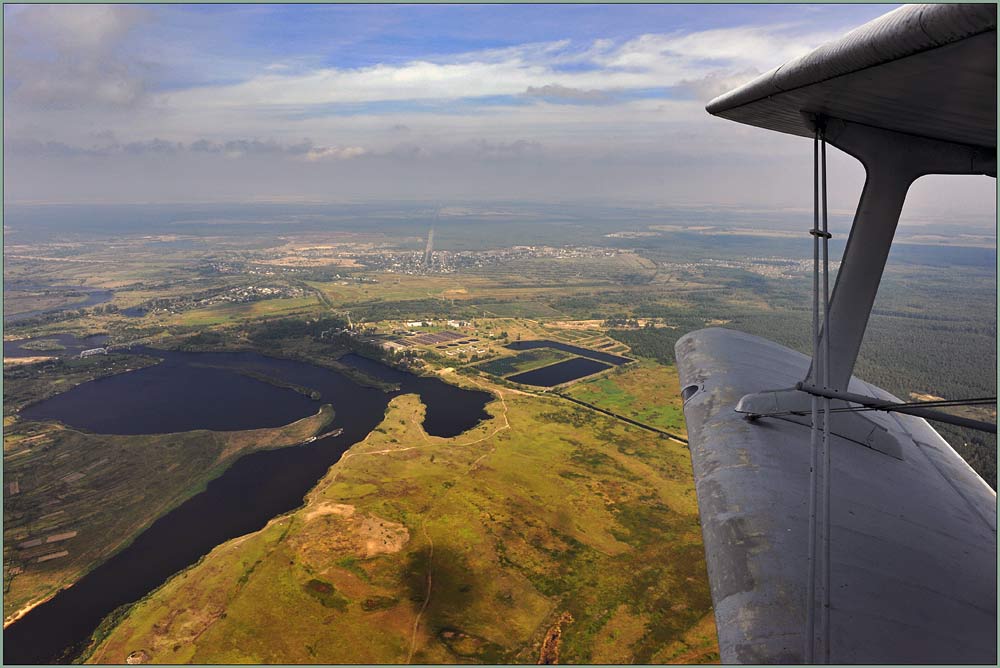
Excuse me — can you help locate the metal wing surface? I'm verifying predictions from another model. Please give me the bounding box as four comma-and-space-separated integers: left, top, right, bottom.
707, 3, 996, 152
675, 328, 996, 663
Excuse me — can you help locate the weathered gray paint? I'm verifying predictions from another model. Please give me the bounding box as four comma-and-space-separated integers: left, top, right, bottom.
689, 5, 997, 662
676, 328, 996, 664
707, 4, 996, 151
796, 382, 997, 433
735, 387, 903, 459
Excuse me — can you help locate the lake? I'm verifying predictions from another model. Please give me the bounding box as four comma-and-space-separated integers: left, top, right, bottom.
4, 347, 491, 664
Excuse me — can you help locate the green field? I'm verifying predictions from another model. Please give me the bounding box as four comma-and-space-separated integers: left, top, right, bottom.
473, 348, 572, 377
173, 296, 323, 327
86, 385, 717, 664
16, 339, 68, 352
565, 361, 688, 437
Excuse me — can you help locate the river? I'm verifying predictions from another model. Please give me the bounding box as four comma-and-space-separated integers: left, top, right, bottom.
4, 347, 491, 664
4, 287, 114, 323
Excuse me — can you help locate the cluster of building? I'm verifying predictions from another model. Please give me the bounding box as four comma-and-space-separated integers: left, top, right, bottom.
135, 284, 306, 316
355, 245, 622, 275
670, 257, 842, 280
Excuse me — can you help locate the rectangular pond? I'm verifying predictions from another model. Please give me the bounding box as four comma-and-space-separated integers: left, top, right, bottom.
506, 357, 611, 387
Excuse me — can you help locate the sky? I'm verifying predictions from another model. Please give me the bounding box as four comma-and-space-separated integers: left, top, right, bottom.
3, 3, 995, 223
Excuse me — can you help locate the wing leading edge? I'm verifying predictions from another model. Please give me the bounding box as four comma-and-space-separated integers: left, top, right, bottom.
707, 3, 996, 150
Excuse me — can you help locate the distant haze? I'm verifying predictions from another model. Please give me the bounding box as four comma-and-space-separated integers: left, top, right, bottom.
3, 4, 995, 224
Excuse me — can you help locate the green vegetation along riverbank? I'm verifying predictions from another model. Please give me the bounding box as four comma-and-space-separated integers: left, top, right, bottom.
86, 383, 718, 664
3, 406, 334, 624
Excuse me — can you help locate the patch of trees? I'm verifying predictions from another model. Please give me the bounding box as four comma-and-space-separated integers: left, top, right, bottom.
344, 298, 475, 322
180, 330, 226, 348
551, 295, 603, 315
607, 315, 711, 364
603, 315, 644, 328
5, 309, 82, 330
246, 316, 349, 344
613, 308, 996, 488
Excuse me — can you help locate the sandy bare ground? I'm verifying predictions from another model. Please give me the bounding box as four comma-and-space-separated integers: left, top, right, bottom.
546, 320, 604, 330
4, 589, 65, 629
299, 502, 409, 558
261, 256, 361, 268
4, 356, 56, 366
538, 612, 574, 664
909, 392, 997, 419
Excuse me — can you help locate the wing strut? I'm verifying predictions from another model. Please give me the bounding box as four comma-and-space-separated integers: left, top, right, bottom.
747, 117, 996, 664
806, 121, 995, 391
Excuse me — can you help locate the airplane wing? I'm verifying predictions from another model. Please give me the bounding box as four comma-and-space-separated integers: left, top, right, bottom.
677, 329, 996, 663
678, 4, 997, 664
706, 3, 996, 152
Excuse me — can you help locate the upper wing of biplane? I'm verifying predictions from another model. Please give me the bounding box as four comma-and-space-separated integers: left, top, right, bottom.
678, 4, 997, 664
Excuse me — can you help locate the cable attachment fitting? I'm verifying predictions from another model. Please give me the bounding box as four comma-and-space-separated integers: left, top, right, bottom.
809, 229, 833, 239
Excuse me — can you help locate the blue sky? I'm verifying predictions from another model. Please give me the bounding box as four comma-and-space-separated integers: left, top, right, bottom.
132, 4, 898, 90
145, 4, 895, 75
3, 3, 993, 219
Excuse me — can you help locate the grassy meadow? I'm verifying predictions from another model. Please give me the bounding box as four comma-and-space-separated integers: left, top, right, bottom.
3, 406, 333, 623
86, 383, 717, 664
565, 362, 688, 437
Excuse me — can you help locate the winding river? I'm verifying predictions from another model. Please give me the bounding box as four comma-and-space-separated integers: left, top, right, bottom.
4, 286, 115, 323
4, 347, 491, 664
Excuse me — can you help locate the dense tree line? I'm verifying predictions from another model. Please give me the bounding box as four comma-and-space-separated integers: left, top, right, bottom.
608, 310, 995, 488
344, 298, 477, 322
246, 316, 350, 344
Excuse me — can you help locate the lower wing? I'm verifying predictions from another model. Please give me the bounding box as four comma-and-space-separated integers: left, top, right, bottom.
676, 327, 996, 664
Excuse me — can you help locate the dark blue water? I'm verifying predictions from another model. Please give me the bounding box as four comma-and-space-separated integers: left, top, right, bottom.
3, 333, 110, 359
120, 306, 146, 318
505, 339, 632, 365
507, 357, 612, 387
338, 353, 490, 437
20, 352, 319, 435
4, 348, 491, 664
4, 287, 114, 323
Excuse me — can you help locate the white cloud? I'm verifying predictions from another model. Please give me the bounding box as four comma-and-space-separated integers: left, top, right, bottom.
524, 84, 610, 103
5, 5, 993, 220
302, 146, 367, 161
9, 4, 143, 51
4, 4, 150, 109
599, 25, 838, 72
150, 24, 838, 114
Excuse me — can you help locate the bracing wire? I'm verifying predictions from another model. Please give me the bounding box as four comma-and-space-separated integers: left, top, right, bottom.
804, 123, 821, 665
819, 123, 833, 665
747, 396, 996, 420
